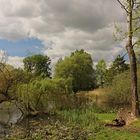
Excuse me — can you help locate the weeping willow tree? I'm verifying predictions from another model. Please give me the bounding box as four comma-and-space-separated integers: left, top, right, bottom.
0, 51, 11, 101
117, 0, 140, 116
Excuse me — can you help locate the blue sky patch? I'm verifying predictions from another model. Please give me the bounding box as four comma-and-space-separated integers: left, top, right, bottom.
0, 38, 44, 57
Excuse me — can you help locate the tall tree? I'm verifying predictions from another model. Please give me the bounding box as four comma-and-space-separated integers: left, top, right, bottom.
96, 59, 107, 87
117, 0, 140, 116
23, 54, 51, 78
104, 55, 129, 85
54, 49, 96, 92
111, 55, 129, 74
137, 52, 140, 63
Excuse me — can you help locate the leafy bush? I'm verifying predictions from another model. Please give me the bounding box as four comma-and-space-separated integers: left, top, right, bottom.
106, 68, 140, 106
0, 66, 32, 102
17, 77, 73, 113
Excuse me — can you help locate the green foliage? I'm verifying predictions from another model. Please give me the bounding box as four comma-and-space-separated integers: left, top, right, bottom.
95, 128, 140, 140
96, 59, 107, 87
0, 65, 32, 101
23, 54, 51, 78
113, 22, 127, 41
111, 54, 129, 73
133, 2, 140, 44
107, 72, 131, 106
17, 78, 73, 112
105, 55, 129, 85
115, 0, 140, 46
107, 68, 140, 106
58, 107, 98, 128
54, 49, 96, 92
7, 111, 140, 140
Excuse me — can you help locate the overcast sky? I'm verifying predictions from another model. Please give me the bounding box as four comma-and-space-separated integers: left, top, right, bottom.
0, 0, 126, 68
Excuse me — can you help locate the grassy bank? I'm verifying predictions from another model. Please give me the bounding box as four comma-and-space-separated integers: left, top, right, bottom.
1, 87, 140, 140
3, 104, 140, 140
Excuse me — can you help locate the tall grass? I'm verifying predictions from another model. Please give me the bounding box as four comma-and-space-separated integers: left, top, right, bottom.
59, 108, 97, 127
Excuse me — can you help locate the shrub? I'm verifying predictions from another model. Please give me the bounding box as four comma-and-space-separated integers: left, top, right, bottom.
17, 77, 73, 113
106, 68, 140, 106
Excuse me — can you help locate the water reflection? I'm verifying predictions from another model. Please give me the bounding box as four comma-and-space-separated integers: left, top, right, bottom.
0, 101, 22, 124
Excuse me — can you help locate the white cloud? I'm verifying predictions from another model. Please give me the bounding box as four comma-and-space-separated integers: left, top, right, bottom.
0, 50, 23, 68
7, 56, 24, 68
0, 50, 7, 63
0, 0, 127, 67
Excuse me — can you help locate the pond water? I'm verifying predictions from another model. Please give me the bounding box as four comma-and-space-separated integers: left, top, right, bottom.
0, 101, 23, 138
0, 101, 22, 125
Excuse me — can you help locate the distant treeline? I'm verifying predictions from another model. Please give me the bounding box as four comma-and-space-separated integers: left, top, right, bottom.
0, 49, 140, 114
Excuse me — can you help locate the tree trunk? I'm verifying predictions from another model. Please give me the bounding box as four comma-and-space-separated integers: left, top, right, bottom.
126, 0, 139, 117
126, 46, 139, 116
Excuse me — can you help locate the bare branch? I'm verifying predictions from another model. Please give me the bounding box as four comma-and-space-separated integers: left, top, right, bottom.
134, 26, 140, 31
117, 0, 130, 13
122, 52, 128, 58
132, 0, 135, 8
132, 40, 140, 47
133, 4, 140, 11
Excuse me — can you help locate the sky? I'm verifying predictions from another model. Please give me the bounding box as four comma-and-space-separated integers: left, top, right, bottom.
0, 0, 127, 68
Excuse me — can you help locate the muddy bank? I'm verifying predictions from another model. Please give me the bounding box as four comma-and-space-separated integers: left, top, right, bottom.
0, 114, 95, 140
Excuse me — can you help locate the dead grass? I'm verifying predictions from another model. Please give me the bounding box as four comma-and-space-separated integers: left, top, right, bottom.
86, 88, 109, 96
81, 88, 110, 106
